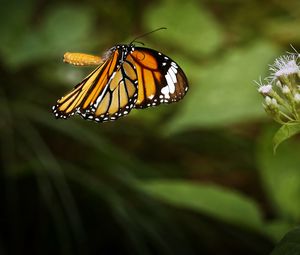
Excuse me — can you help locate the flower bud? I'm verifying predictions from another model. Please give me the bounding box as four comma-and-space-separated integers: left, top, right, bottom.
294, 93, 300, 103
265, 96, 272, 105
275, 80, 282, 88
282, 85, 290, 94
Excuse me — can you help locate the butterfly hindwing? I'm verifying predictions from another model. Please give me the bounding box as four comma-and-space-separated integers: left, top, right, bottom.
87, 58, 138, 122
52, 50, 119, 118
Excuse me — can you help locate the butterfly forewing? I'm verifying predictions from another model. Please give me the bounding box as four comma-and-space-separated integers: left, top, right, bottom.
128, 47, 188, 109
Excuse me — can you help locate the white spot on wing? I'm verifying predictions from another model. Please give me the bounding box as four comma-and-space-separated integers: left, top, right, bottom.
168, 69, 177, 84
170, 66, 177, 74
161, 86, 170, 99
165, 74, 173, 87
165, 73, 175, 94
166, 72, 176, 94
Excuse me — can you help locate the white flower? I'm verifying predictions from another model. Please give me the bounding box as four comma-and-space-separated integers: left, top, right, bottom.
271, 98, 278, 107
275, 80, 282, 89
258, 84, 272, 94
269, 55, 300, 78
255, 78, 273, 94
294, 93, 300, 103
282, 85, 290, 94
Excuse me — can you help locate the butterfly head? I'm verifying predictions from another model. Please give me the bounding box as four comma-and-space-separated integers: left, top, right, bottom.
113, 44, 135, 55
102, 47, 116, 62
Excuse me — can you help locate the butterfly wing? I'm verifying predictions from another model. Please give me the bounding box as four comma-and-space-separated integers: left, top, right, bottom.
52, 48, 139, 122
127, 47, 188, 109
89, 57, 138, 122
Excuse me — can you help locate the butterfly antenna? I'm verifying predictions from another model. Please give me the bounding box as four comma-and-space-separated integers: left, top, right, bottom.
130, 27, 167, 45
134, 41, 145, 46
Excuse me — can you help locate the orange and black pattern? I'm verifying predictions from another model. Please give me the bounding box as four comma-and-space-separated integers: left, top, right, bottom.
52, 44, 188, 122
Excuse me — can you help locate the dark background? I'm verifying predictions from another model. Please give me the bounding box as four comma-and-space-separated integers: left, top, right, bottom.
1, 0, 300, 254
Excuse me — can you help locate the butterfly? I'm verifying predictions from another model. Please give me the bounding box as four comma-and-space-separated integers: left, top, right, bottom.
52, 43, 189, 122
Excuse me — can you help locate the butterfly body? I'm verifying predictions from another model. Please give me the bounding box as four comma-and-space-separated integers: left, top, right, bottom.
52, 43, 188, 122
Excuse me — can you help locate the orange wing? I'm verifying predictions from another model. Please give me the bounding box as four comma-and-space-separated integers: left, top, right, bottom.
52, 48, 138, 122
128, 47, 188, 109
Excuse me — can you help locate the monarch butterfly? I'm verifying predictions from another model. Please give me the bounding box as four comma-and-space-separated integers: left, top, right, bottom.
52, 42, 189, 122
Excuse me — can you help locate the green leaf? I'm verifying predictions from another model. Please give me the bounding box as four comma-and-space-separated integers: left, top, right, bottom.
257, 127, 300, 222
270, 227, 300, 255
138, 180, 263, 230
265, 220, 294, 242
273, 122, 300, 153
165, 41, 280, 132
144, 0, 223, 56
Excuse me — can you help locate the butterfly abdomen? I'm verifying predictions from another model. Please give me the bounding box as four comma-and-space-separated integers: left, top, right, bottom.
63, 52, 103, 66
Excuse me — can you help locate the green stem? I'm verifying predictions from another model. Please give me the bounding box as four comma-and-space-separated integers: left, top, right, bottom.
279, 111, 294, 122
270, 90, 292, 112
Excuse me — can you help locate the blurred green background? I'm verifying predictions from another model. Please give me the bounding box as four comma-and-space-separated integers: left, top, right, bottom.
1, 0, 300, 254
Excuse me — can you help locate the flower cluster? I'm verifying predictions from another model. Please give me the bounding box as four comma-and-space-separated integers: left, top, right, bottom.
256, 51, 300, 124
